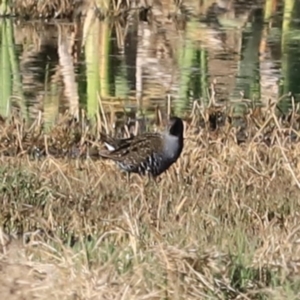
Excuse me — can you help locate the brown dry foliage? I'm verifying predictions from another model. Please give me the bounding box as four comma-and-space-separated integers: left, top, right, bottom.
11, 0, 134, 19
0, 103, 300, 299
12, 0, 76, 19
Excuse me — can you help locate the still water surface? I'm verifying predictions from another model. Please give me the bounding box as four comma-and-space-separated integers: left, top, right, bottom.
0, 1, 300, 126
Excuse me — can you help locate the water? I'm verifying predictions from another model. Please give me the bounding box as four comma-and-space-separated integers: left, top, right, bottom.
0, 0, 300, 126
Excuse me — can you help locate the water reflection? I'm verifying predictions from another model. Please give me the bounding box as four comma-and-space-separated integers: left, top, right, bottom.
0, 0, 299, 126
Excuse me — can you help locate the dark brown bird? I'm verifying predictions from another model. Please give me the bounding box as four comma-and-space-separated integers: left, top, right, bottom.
99, 117, 184, 177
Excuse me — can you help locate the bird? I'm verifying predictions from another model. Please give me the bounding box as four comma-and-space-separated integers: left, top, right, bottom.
99, 116, 184, 178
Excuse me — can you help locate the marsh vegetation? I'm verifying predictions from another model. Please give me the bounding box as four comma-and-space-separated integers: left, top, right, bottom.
0, 0, 300, 299
0, 101, 300, 299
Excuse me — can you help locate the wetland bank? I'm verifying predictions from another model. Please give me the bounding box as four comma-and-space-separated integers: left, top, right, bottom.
0, 0, 300, 299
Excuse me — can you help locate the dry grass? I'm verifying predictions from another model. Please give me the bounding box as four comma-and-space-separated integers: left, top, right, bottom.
1, 102, 300, 299
12, 0, 77, 19
11, 0, 136, 19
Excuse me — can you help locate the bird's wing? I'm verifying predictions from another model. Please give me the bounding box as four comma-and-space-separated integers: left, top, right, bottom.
100, 133, 163, 166
100, 132, 133, 150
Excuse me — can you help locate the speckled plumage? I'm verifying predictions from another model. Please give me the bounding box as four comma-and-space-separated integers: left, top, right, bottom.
99, 117, 184, 177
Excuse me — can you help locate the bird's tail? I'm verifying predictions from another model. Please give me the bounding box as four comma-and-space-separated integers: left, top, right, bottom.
99, 132, 118, 151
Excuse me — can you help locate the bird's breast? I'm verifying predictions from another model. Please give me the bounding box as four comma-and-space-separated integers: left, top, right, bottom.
163, 135, 180, 159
